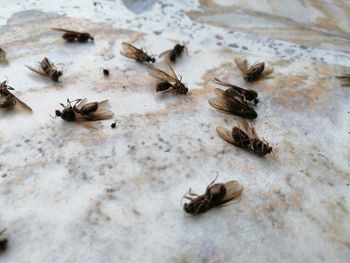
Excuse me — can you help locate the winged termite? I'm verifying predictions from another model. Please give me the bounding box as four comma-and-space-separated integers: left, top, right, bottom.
26, 57, 63, 81
0, 80, 32, 112
213, 78, 259, 105
148, 64, 188, 94
53, 98, 113, 128
159, 43, 187, 63
52, 28, 94, 42
336, 74, 350, 87
208, 86, 257, 119
217, 119, 273, 156
120, 42, 155, 63
234, 57, 273, 82
0, 229, 7, 253
183, 176, 243, 216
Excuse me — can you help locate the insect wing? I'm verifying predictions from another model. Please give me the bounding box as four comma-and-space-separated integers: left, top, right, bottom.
216, 126, 235, 144
25, 65, 46, 76
14, 96, 32, 112
238, 119, 259, 140
234, 57, 248, 73
148, 65, 178, 85
51, 28, 80, 34
218, 181, 243, 205
120, 42, 142, 60
84, 100, 113, 121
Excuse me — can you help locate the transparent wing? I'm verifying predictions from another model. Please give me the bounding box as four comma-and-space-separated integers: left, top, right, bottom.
261, 65, 274, 78
120, 42, 142, 60
219, 180, 243, 204
238, 119, 259, 140
148, 65, 178, 85
14, 96, 33, 112
84, 100, 113, 121
25, 65, 46, 76
51, 28, 80, 34
216, 126, 235, 144
158, 49, 172, 59
234, 57, 248, 73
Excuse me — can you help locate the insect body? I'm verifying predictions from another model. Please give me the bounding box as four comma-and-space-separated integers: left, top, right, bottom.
183, 177, 243, 216
208, 87, 257, 119
213, 78, 259, 104
0, 80, 32, 112
120, 42, 155, 63
217, 119, 273, 156
336, 74, 350, 86
54, 98, 113, 127
52, 28, 94, 42
0, 229, 7, 254
148, 64, 188, 94
159, 43, 187, 63
26, 57, 63, 81
234, 57, 273, 82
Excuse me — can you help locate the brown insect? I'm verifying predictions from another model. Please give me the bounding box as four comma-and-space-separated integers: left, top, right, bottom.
0, 80, 32, 112
336, 74, 350, 86
208, 86, 257, 119
0, 48, 6, 62
234, 57, 273, 82
26, 57, 63, 81
53, 98, 113, 128
120, 42, 155, 63
52, 28, 94, 42
217, 119, 273, 156
183, 176, 243, 216
0, 229, 7, 253
148, 64, 188, 94
159, 43, 187, 63
214, 78, 259, 105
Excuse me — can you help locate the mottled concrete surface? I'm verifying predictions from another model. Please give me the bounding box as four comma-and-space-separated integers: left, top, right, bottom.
0, 1, 349, 263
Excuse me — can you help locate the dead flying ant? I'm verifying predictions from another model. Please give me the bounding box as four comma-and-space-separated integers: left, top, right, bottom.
53, 98, 113, 127
213, 78, 259, 105
183, 176, 243, 216
159, 43, 187, 63
26, 57, 63, 81
208, 86, 257, 119
148, 64, 188, 94
234, 57, 273, 82
0, 80, 32, 112
217, 119, 273, 156
52, 28, 94, 43
336, 74, 350, 87
0, 229, 8, 253
120, 42, 155, 63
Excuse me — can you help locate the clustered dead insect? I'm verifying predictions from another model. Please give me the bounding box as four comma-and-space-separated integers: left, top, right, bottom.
120, 42, 155, 63
0, 80, 32, 112
148, 64, 188, 94
336, 74, 350, 87
159, 43, 187, 63
208, 84, 257, 119
53, 98, 113, 128
0, 229, 8, 254
183, 176, 243, 216
26, 57, 63, 81
52, 28, 94, 43
217, 119, 273, 157
235, 57, 273, 82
